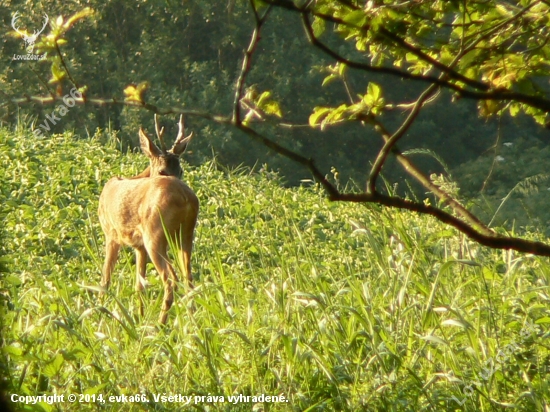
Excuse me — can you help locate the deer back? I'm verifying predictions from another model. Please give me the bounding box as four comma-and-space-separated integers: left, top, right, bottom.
98, 176, 198, 248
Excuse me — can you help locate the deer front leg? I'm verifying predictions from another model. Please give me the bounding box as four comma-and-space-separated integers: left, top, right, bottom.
135, 246, 148, 316
101, 240, 120, 291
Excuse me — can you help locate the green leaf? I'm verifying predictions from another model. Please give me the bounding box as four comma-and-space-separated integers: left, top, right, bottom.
123, 81, 149, 103
405, 53, 418, 63
342, 10, 367, 27
441, 319, 470, 329
3, 345, 23, 357
367, 82, 382, 101
338, 63, 347, 76
62, 344, 92, 361
63, 7, 94, 30
50, 61, 66, 84
3, 274, 22, 286
84, 383, 108, 396
312, 16, 325, 37
42, 354, 64, 378
420, 335, 448, 346
325, 104, 348, 123
255, 91, 282, 117
256, 91, 272, 106
309, 107, 331, 127
219, 329, 252, 346
322, 74, 338, 87
509, 104, 520, 117
263, 101, 282, 117
482, 267, 498, 280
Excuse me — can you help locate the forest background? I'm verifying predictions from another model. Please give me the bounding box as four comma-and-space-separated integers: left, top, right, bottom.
2, 0, 550, 232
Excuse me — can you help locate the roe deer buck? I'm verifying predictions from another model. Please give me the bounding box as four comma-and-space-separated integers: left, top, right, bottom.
98, 115, 199, 324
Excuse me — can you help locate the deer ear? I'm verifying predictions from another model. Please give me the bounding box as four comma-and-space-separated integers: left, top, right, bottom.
139, 128, 163, 158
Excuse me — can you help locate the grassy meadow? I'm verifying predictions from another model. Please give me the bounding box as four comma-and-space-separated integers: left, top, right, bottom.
1, 127, 550, 411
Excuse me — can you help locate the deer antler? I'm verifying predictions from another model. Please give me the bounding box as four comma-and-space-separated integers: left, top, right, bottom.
34, 14, 49, 37
174, 115, 193, 144
154, 114, 167, 152
11, 12, 26, 38
169, 115, 194, 155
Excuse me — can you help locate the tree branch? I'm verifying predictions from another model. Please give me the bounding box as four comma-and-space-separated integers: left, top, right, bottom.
368, 115, 493, 236
378, 26, 489, 91
54, 40, 80, 91
291, 1, 550, 114
367, 82, 439, 193
232, 116, 547, 256
267, 0, 489, 91
333, 191, 550, 256
299, 12, 464, 92
232, 1, 272, 125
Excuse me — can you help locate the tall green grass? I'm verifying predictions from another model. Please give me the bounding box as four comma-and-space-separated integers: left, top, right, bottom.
1, 127, 549, 411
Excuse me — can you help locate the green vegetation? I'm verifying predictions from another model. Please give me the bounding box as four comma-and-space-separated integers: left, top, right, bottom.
4, 1, 550, 409
1, 127, 550, 411
4, 0, 550, 246
3, 0, 549, 188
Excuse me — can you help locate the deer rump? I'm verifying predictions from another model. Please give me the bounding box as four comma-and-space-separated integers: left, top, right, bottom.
99, 176, 198, 250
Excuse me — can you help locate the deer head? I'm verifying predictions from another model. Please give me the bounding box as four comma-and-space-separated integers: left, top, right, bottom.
138, 114, 194, 178
12, 12, 49, 54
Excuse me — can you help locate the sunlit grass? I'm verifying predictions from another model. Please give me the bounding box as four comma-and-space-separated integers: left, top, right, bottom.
1, 127, 549, 411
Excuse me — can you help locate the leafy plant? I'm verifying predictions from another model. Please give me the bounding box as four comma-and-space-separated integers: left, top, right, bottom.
1, 126, 549, 411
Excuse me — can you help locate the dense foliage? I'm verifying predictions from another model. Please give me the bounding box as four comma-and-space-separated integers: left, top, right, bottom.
2, 0, 550, 232
2, 127, 550, 411
3, 0, 325, 178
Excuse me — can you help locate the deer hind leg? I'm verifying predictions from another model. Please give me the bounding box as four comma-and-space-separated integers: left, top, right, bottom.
178, 227, 195, 288
144, 238, 177, 324
135, 246, 148, 316
101, 240, 120, 291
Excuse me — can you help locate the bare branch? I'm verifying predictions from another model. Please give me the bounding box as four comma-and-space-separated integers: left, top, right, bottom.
368, 116, 493, 236
333, 192, 550, 256
367, 82, 439, 193
234, 121, 548, 256
3, 94, 230, 124
54, 41, 80, 91
232, 1, 272, 125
